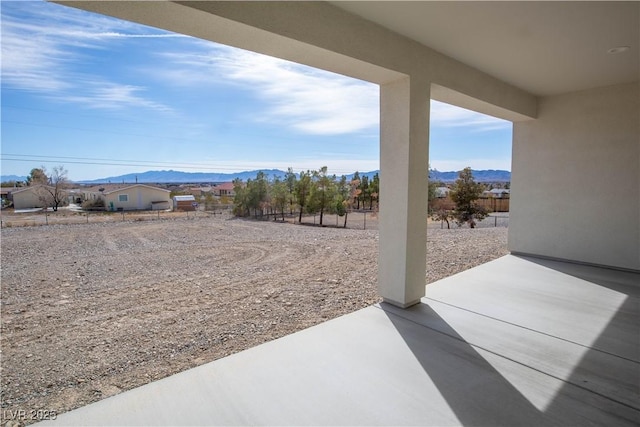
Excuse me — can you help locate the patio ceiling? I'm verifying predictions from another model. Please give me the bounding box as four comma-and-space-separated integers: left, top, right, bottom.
330, 1, 640, 96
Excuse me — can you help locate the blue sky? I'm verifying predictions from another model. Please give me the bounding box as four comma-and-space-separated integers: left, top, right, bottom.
1, 1, 512, 182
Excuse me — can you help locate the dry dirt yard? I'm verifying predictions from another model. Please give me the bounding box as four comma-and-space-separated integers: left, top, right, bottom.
1, 215, 507, 425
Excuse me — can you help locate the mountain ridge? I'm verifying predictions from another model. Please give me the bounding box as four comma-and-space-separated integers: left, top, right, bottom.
1, 168, 511, 184
75, 168, 511, 184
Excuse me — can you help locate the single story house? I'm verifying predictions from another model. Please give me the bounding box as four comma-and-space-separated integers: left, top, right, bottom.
0, 187, 17, 205
213, 182, 235, 197
484, 188, 510, 198
185, 187, 203, 197
66, 188, 86, 204
85, 184, 171, 211
11, 185, 67, 210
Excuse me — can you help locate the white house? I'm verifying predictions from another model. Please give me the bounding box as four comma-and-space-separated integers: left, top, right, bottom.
85, 184, 171, 211
11, 185, 67, 210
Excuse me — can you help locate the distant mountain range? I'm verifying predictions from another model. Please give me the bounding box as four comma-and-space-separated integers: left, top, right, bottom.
429, 169, 511, 182
1, 168, 511, 184
77, 169, 290, 184
0, 175, 28, 183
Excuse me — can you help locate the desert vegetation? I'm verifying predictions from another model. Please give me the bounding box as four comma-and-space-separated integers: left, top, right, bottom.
232, 167, 379, 226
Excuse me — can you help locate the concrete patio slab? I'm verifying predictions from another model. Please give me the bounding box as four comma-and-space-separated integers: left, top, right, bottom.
39, 255, 639, 426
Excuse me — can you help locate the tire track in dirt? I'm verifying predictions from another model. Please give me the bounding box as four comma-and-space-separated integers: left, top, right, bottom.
102, 230, 119, 252
0, 217, 506, 424
130, 231, 154, 248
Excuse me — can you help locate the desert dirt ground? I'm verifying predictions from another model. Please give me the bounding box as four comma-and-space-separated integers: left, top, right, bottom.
0, 213, 508, 425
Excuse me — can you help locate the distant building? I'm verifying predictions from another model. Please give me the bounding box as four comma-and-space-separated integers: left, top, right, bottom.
12, 185, 67, 210
483, 188, 510, 198
213, 182, 236, 197
84, 184, 171, 211
435, 186, 451, 198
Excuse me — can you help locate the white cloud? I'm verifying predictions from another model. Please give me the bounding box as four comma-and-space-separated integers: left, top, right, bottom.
156, 43, 379, 135
1, 20, 74, 92
54, 31, 189, 40
170, 159, 380, 176
155, 44, 512, 136
430, 100, 511, 131
1, 1, 174, 112
59, 82, 174, 112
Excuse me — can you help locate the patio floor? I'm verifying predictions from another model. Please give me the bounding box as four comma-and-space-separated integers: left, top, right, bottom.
40, 255, 639, 426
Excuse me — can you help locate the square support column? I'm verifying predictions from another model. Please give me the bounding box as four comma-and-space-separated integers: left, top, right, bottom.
378, 77, 431, 308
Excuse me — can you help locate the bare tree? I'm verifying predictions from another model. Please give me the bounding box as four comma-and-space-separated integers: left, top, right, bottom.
36, 166, 69, 212
431, 208, 453, 229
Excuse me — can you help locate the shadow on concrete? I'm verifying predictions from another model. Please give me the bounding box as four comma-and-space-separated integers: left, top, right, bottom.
380, 258, 640, 427
380, 302, 554, 426
542, 293, 640, 424
514, 254, 640, 297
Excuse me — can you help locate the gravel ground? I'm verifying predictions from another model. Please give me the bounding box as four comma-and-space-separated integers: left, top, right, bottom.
0, 215, 507, 425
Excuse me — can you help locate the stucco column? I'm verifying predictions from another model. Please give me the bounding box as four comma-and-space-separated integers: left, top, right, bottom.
378, 77, 430, 308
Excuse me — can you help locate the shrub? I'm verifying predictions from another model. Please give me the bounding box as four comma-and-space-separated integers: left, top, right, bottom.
82, 198, 105, 210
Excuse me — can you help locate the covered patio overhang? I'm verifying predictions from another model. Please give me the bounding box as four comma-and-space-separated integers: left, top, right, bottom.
57, 0, 639, 307
45, 1, 639, 424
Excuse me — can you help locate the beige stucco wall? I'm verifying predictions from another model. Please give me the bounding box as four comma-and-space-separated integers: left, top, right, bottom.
104, 186, 171, 211
12, 188, 49, 210
510, 81, 640, 271
12, 186, 65, 210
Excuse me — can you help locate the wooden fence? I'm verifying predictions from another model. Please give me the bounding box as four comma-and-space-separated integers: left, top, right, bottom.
430, 196, 509, 213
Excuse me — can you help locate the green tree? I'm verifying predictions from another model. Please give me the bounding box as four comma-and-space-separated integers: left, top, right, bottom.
295, 170, 312, 223
332, 175, 349, 218
241, 171, 269, 218
284, 167, 297, 214
1, 180, 24, 188
232, 178, 250, 216
26, 167, 48, 186
351, 171, 360, 209
357, 175, 369, 210
270, 176, 288, 221
450, 167, 487, 228
427, 166, 438, 213
369, 172, 379, 210
333, 175, 359, 228
309, 166, 336, 226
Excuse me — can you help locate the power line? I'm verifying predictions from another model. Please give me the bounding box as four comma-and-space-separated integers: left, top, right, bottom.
2, 153, 219, 168
0, 155, 372, 175
1, 157, 246, 171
